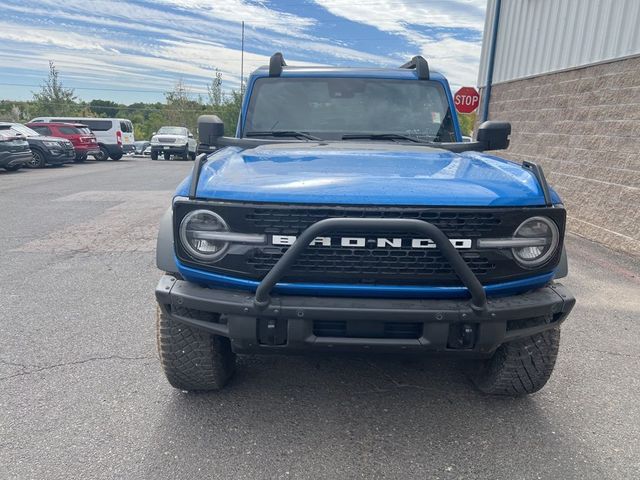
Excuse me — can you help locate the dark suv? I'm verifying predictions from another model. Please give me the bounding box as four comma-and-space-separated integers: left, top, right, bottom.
0, 126, 31, 171
27, 122, 99, 162
0, 123, 75, 168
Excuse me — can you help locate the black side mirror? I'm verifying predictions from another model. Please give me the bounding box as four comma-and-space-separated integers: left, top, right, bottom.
476, 121, 511, 150
198, 115, 224, 147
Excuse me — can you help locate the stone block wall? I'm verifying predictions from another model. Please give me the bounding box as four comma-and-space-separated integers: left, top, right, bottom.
485, 55, 640, 256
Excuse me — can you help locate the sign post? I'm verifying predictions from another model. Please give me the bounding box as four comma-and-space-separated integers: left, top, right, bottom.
454, 87, 480, 114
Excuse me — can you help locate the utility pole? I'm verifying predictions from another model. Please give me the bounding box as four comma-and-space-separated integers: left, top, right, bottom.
240, 21, 245, 98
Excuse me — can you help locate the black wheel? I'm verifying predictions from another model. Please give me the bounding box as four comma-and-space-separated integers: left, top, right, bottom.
470, 329, 561, 396
156, 305, 236, 391
4, 165, 21, 171
189, 151, 196, 161
111, 153, 123, 161
164, 152, 171, 161
151, 150, 158, 160
95, 146, 109, 161
74, 154, 86, 163
27, 149, 46, 168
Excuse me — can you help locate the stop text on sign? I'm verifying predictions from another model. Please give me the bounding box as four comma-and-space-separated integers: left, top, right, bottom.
454, 87, 480, 114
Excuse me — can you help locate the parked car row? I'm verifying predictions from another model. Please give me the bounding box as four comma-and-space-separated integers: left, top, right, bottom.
29, 117, 135, 160
0, 117, 136, 172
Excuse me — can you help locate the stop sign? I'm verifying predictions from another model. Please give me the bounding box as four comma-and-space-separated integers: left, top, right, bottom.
454, 87, 480, 114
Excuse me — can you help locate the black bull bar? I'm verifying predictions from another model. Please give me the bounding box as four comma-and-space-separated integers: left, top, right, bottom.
252, 217, 488, 312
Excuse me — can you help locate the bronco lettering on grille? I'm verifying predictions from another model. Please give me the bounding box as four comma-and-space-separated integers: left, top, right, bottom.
272, 235, 472, 249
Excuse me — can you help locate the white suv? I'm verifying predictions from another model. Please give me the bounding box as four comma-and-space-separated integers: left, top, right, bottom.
150, 126, 197, 161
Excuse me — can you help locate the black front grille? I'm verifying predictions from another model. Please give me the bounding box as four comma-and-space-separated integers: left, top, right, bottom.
173, 201, 566, 286
247, 246, 495, 279
245, 208, 501, 237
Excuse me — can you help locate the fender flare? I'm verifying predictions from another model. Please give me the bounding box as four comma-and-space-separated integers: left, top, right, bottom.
156, 208, 178, 274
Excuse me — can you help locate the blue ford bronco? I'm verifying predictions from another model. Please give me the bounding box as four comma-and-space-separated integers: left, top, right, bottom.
155, 53, 575, 396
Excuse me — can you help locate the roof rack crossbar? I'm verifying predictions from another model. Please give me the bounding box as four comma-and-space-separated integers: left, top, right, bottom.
269, 52, 287, 77
400, 55, 430, 80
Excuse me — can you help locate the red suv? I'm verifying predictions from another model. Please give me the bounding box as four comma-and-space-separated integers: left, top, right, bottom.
26, 122, 100, 162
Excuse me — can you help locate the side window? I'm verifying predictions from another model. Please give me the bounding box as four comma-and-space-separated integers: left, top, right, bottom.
120, 121, 133, 133
83, 120, 113, 131
31, 126, 52, 136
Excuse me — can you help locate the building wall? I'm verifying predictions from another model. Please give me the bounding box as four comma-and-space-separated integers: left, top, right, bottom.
485, 55, 640, 256
479, 0, 640, 87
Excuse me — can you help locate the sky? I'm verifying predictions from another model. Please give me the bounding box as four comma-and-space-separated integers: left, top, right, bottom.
0, 0, 487, 104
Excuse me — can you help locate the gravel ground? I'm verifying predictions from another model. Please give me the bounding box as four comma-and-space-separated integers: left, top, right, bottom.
1, 157, 639, 479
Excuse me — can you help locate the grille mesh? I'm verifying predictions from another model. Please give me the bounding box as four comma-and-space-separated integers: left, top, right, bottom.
245, 209, 501, 237
247, 246, 494, 278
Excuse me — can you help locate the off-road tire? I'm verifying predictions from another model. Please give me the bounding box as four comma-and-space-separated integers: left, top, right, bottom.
111, 153, 123, 161
164, 152, 171, 161
470, 329, 560, 396
151, 150, 158, 160
156, 305, 236, 391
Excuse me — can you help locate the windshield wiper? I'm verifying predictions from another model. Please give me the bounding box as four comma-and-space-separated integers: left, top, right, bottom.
245, 131, 321, 141
341, 133, 431, 143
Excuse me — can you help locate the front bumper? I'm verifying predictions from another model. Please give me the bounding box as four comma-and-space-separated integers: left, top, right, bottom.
45, 148, 75, 165
151, 145, 188, 155
156, 276, 575, 355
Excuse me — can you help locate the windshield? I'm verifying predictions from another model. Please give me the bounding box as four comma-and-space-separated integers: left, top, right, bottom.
9, 124, 40, 137
244, 77, 456, 142
157, 127, 187, 136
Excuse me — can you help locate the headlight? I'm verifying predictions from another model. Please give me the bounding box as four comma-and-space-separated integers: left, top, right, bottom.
179, 210, 230, 262
151, 137, 159, 144
511, 216, 559, 267
43, 141, 62, 148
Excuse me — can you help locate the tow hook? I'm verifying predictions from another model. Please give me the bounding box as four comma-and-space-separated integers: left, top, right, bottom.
447, 323, 477, 349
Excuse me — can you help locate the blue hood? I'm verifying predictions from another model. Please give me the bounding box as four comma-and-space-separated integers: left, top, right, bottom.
178, 143, 559, 207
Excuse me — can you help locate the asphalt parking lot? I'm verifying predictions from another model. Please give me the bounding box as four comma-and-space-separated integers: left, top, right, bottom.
1, 157, 639, 479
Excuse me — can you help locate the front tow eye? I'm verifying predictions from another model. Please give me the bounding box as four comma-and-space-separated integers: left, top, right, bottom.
447, 323, 477, 349
258, 318, 288, 346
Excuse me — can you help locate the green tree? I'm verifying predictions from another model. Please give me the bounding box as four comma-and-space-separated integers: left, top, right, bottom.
207, 69, 224, 107
163, 79, 204, 132
31, 61, 77, 116
89, 99, 120, 118
458, 112, 477, 137
214, 90, 242, 136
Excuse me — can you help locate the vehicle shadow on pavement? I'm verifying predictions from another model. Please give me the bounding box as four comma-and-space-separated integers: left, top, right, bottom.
144, 354, 602, 478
